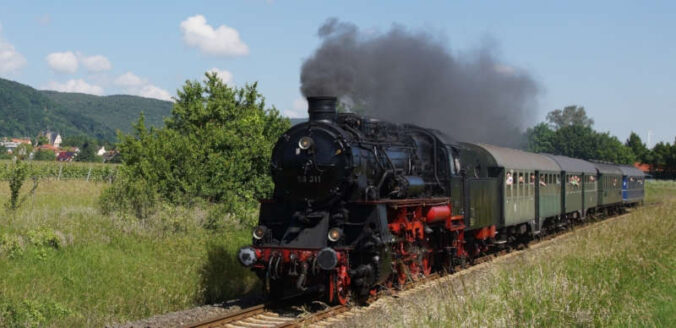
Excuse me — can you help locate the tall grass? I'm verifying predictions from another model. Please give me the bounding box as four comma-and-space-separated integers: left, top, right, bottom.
0, 180, 258, 327
336, 180, 675, 327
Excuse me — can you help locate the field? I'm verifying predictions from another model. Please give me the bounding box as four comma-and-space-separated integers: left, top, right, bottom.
0, 160, 118, 182
0, 180, 258, 327
0, 180, 674, 327
336, 181, 676, 327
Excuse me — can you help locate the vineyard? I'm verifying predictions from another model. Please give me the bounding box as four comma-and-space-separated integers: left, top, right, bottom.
0, 160, 118, 182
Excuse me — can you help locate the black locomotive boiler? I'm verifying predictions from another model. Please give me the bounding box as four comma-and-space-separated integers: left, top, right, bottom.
237, 96, 644, 304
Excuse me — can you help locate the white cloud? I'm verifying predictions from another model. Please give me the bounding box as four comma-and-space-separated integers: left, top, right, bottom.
207, 67, 234, 84
137, 85, 172, 101
114, 72, 172, 101
44, 79, 104, 95
46, 51, 78, 73
114, 72, 144, 87
0, 24, 27, 75
180, 15, 249, 57
46, 51, 112, 73
283, 97, 308, 118
79, 54, 111, 72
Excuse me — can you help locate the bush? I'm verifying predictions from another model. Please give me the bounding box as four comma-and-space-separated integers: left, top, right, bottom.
33, 149, 56, 161
4, 159, 32, 211
102, 73, 290, 217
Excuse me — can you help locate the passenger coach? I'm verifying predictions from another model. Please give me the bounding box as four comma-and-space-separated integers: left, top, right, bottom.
619, 165, 645, 206
545, 155, 598, 221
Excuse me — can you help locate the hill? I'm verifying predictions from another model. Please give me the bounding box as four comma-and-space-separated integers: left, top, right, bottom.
0, 78, 173, 141
43, 91, 172, 135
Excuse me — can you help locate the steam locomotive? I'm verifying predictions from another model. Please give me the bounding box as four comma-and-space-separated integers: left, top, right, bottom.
237, 97, 645, 304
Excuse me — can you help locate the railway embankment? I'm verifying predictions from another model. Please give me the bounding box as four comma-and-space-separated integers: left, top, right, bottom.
329, 181, 676, 327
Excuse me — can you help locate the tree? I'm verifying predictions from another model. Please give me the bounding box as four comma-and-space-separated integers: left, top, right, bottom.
33, 149, 56, 161
14, 143, 33, 160
593, 131, 635, 164
525, 123, 555, 153
625, 132, 649, 163
546, 105, 594, 130
526, 108, 635, 164
550, 125, 597, 160
101, 73, 290, 217
75, 140, 101, 162
36, 135, 49, 146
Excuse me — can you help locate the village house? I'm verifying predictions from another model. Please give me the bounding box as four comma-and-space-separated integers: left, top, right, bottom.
40, 131, 62, 148
0, 137, 31, 154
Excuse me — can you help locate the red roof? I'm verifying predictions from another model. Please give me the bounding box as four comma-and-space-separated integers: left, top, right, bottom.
37, 144, 59, 152
11, 138, 31, 144
634, 162, 652, 173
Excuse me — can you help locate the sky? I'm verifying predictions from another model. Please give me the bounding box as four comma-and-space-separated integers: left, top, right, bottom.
0, 0, 673, 146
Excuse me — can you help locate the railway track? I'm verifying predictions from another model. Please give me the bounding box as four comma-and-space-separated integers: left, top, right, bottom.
182, 210, 633, 328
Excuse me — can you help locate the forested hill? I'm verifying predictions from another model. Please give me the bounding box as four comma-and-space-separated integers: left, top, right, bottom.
43, 91, 172, 135
0, 77, 173, 141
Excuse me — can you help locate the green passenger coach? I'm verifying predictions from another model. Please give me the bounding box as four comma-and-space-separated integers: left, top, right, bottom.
545, 154, 598, 219
460, 143, 561, 234
592, 162, 623, 208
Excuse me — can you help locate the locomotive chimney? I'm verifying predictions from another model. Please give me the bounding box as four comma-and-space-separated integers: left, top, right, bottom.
307, 96, 337, 122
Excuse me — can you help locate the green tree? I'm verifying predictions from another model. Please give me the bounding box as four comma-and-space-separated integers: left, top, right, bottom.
593, 131, 636, 164
61, 135, 91, 148
101, 73, 290, 217
36, 135, 49, 146
526, 123, 555, 153
546, 105, 594, 130
75, 140, 101, 162
625, 132, 649, 163
527, 108, 635, 164
14, 143, 33, 160
550, 125, 597, 159
33, 149, 56, 161
651, 142, 671, 168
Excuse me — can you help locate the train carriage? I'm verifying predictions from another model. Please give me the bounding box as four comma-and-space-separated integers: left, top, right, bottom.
618, 165, 645, 206
545, 155, 598, 219
592, 162, 623, 209
460, 143, 560, 234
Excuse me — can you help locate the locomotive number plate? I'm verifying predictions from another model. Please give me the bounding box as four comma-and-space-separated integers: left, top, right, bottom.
298, 175, 322, 183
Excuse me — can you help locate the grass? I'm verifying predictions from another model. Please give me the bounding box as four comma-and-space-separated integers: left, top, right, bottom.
336, 180, 676, 328
0, 180, 259, 327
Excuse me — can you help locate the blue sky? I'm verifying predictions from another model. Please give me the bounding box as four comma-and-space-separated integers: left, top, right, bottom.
0, 1, 673, 145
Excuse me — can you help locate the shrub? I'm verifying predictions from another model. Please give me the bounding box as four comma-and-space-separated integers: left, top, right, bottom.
102, 73, 290, 217
33, 149, 56, 161
4, 159, 38, 211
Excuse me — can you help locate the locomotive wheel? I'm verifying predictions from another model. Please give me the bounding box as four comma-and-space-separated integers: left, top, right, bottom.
421, 252, 432, 276
409, 261, 421, 280
396, 262, 408, 287
334, 271, 350, 305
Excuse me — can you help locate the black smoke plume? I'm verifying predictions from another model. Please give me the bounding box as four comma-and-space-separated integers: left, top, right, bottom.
300, 19, 539, 147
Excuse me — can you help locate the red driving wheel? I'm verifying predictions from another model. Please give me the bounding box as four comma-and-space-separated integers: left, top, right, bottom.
421, 251, 433, 276
334, 265, 350, 305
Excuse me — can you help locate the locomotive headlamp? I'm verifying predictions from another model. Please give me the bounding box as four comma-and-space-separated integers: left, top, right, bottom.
298, 136, 314, 150
253, 226, 267, 240
328, 228, 343, 242
238, 247, 257, 267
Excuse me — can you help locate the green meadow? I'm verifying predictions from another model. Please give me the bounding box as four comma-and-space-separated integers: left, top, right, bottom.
0, 180, 258, 327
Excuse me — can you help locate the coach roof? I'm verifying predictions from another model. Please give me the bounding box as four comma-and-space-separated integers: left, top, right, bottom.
618, 165, 645, 177
544, 154, 597, 174
465, 143, 561, 172
591, 162, 623, 175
